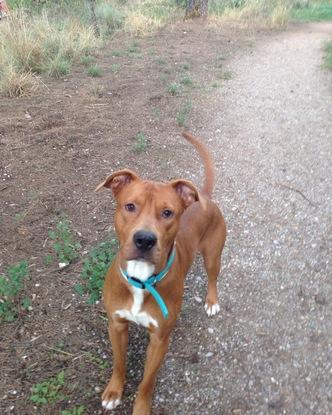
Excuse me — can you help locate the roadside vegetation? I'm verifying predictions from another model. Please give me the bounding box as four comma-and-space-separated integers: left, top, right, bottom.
323, 40, 332, 69
1, 1, 330, 97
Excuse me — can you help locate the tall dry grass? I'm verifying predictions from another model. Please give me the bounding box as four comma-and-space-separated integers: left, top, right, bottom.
209, 0, 291, 28
0, 10, 98, 96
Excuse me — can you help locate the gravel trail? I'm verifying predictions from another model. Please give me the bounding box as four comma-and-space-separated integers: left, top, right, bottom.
199, 22, 332, 415
159, 22, 332, 415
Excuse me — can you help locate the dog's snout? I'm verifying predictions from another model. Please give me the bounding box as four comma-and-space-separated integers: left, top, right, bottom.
133, 230, 157, 252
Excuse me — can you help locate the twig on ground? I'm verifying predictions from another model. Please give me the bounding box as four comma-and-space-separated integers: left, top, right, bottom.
275, 182, 317, 207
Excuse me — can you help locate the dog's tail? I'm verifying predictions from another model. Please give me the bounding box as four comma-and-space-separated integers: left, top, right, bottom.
182, 131, 215, 198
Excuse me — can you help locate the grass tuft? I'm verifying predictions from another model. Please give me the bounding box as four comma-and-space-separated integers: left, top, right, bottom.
87, 65, 103, 77
167, 82, 181, 95
176, 99, 192, 127
180, 74, 194, 86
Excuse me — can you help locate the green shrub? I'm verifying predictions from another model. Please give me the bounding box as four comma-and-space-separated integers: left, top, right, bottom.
30, 370, 66, 405
134, 131, 148, 152
76, 239, 118, 304
0, 261, 29, 322
49, 216, 81, 266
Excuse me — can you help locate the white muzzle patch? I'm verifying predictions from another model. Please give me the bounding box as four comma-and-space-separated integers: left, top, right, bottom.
126, 260, 155, 281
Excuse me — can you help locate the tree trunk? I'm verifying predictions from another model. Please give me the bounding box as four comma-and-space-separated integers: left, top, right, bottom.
185, 0, 209, 19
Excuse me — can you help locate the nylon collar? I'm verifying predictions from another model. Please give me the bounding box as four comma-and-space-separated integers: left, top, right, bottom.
119, 245, 176, 319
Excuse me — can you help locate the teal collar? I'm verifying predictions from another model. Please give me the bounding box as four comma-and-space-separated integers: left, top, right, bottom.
119, 245, 176, 319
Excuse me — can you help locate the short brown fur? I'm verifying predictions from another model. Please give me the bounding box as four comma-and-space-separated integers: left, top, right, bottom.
96, 132, 226, 414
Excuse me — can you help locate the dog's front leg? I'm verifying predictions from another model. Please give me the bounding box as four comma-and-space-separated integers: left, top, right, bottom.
132, 331, 170, 415
102, 319, 128, 411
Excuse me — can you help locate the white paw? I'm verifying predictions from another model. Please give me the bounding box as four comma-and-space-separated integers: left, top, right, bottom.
102, 398, 121, 411
204, 303, 220, 317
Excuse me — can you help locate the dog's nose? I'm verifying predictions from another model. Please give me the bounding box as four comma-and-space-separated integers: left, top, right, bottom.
133, 230, 157, 252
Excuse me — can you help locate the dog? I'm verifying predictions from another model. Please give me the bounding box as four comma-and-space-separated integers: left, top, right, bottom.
96, 132, 226, 414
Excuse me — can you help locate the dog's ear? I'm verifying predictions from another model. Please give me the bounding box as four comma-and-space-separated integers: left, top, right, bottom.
170, 179, 206, 210
95, 169, 139, 197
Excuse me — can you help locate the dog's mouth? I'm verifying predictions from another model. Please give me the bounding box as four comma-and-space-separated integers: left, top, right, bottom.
125, 259, 155, 282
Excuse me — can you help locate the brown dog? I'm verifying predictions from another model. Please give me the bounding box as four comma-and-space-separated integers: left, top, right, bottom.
96, 132, 226, 414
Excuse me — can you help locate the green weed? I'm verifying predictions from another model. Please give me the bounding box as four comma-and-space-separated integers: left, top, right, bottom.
135, 132, 148, 152
127, 43, 140, 54
80, 55, 96, 67
153, 107, 161, 117
323, 40, 332, 70
211, 81, 221, 88
84, 352, 109, 370
222, 70, 232, 80
87, 65, 103, 77
176, 99, 192, 127
43, 254, 54, 266
76, 239, 117, 304
182, 63, 191, 71
111, 50, 124, 57
156, 57, 166, 65
61, 406, 85, 415
180, 74, 194, 86
0, 261, 29, 322
30, 370, 66, 405
167, 82, 181, 95
49, 216, 81, 266
111, 63, 121, 74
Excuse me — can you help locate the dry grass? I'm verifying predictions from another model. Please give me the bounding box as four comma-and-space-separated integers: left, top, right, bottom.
0, 10, 98, 96
0, 65, 38, 97
122, 0, 180, 35
209, 0, 291, 29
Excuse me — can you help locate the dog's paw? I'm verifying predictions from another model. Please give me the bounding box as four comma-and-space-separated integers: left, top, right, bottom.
102, 385, 122, 412
204, 302, 220, 317
102, 397, 121, 411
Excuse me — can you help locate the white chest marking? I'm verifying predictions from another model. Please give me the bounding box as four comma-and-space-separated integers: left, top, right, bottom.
115, 260, 158, 328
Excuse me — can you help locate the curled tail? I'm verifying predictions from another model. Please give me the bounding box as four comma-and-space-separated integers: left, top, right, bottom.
182, 131, 215, 198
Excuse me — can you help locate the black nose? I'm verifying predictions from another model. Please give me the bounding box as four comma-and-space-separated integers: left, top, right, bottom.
133, 230, 157, 252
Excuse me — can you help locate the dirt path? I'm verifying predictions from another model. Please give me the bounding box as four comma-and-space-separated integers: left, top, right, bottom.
172, 22, 331, 415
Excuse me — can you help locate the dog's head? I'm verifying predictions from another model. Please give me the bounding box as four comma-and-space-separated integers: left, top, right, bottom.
96, 169, 203, 278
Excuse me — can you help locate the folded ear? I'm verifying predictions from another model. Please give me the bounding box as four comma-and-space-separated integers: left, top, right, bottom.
170, 179, 206, 210
95, 169, 140, 197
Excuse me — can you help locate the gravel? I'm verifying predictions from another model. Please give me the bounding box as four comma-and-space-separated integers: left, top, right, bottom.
155, 22, 332, 415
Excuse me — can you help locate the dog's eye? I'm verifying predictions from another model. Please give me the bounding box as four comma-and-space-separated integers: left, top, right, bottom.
125, 203, 136, 212
162, 209, 173, 218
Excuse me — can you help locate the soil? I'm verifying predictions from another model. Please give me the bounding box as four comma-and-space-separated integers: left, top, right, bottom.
0, 19, 331, 415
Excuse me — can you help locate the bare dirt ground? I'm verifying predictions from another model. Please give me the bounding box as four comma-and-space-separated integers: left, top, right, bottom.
1, 20, 331, 415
